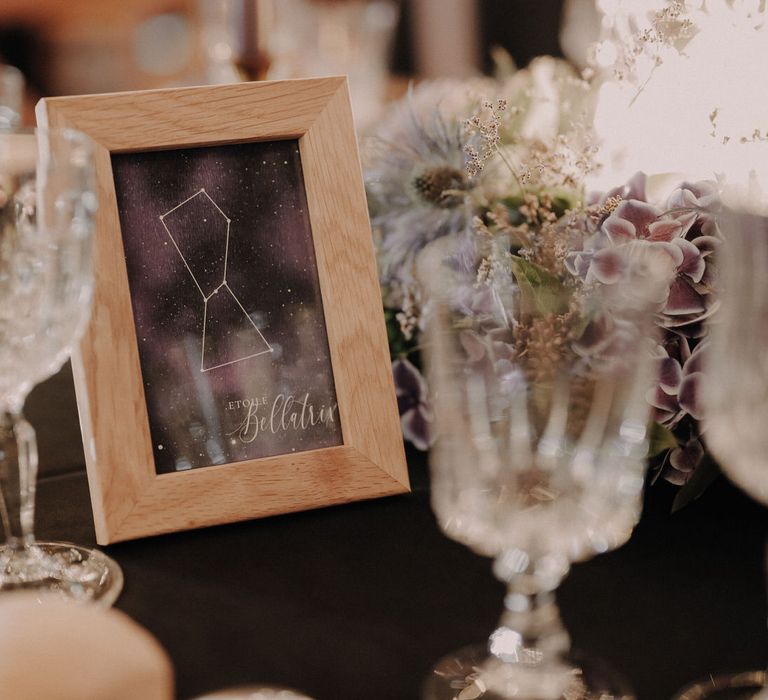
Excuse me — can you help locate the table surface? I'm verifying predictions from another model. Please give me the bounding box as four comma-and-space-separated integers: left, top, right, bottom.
11, 0, 752, 687
34, 450, 768, 700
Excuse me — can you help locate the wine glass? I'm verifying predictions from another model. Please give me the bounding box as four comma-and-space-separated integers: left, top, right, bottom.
420, 240, 673, 699
672, 208, 768, 700
0, 128, 123, 605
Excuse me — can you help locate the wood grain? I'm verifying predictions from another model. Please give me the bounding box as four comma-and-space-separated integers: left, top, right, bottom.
37, 78, 409, 544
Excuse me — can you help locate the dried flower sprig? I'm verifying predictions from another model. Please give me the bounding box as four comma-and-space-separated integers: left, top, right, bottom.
709, 106, 768, 145
464, 96, 599, 194
463, 98, 510, 179
601, 0, 694, 83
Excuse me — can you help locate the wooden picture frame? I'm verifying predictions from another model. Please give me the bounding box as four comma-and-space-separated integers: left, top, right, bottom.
37, 78, 409, 544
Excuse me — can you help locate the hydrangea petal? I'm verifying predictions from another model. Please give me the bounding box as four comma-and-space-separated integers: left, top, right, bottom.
684, 341, 708, 376
679, 371, 704, 419
646, 385, 679, 413
664, 278, 706, 315
392, 358, 428, 401
591, 248, 625, 284
654, 240, 685, 267
668, 181, 720, 211
667, 187, 699, 210
673, 211, 699, 237
659, 317, 706, 338
669, 438, 704, 474
591, 172, 647, 209
613, 199, 662, 235
658, 356, 683, 394
401, 406, 432, 451
693, 235, 720, 256
603, 215, 636, 244
678, 335, 692, 363
665, 438, 704, 484
673, 238, 706, 283
397, 393, 416, 415
654, 408, 679, 425
647, 219, 682, 242
689, 181, 720, 209
565, 251, 592, 278
625, 171, 647, 201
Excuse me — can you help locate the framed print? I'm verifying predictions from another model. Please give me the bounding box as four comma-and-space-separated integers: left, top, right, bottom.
37, 78, 409, 544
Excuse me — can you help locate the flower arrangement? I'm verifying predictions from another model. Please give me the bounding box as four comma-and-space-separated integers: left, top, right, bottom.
364, 57, 721, 506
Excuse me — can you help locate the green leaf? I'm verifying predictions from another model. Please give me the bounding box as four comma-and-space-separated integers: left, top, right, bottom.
672, 457, 721, 513
499, 195, 525, 210
510, 256, 569, 315
497, 197, 525, 225
551, 194, 576, 218
647, 422, 678, 458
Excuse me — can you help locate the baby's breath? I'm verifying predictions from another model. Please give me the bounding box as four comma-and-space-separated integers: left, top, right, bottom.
463, 98, 515, 181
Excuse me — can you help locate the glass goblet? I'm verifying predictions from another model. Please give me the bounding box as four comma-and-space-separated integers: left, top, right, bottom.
674, 672, 766, 700
420, 243, 672, 699
672, 208, 768, 699
0, 128, 123, 605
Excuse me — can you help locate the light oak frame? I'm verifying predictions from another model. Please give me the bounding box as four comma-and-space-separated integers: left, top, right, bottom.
37, 77, 409, 544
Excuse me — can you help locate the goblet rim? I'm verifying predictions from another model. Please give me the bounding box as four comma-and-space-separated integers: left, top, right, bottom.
673, 670, 767, 699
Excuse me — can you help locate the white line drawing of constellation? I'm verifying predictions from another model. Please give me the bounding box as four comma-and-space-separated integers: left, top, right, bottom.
159, 188, 274, 373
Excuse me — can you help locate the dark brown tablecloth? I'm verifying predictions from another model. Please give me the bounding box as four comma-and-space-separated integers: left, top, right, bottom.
34, 458, 768, 700
21, 362, 768, 699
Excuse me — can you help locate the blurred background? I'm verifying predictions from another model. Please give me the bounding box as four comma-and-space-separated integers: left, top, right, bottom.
0, 0, 584, 129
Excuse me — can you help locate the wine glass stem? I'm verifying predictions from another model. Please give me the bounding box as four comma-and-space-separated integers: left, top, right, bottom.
492, 558, 570, 667
0, 410, 38, 548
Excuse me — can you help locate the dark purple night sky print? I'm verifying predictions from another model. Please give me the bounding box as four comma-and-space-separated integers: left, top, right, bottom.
111, 140, 342, 474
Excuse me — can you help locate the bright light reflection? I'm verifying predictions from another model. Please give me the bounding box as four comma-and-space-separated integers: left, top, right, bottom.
489, 627, 524, 661
591, 1, 768, 207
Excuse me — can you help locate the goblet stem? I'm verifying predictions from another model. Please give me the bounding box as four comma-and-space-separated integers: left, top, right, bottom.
492, 575, 569, 665
424, 551, 633, 699
0, 410, 38, 548
481, 552, 575, 698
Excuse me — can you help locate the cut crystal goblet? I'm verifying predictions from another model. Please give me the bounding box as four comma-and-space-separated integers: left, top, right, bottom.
0, 128, 122, 605
672, 209, 768, 698
421, 239, 672, 699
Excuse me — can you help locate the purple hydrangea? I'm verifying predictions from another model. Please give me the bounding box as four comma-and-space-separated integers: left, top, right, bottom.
569, 177, 720, 338
568, 174, 721, 483
665, 437, 705, 486
392, 358, 433, 451
648, 338, 706, 427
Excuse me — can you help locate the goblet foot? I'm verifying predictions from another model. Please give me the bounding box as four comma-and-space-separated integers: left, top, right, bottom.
673, 671, 766, 700
0, 542, 123, 607
422, 643, 634, 700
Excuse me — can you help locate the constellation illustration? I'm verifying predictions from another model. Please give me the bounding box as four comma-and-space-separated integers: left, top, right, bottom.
159, 188, 273, 372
